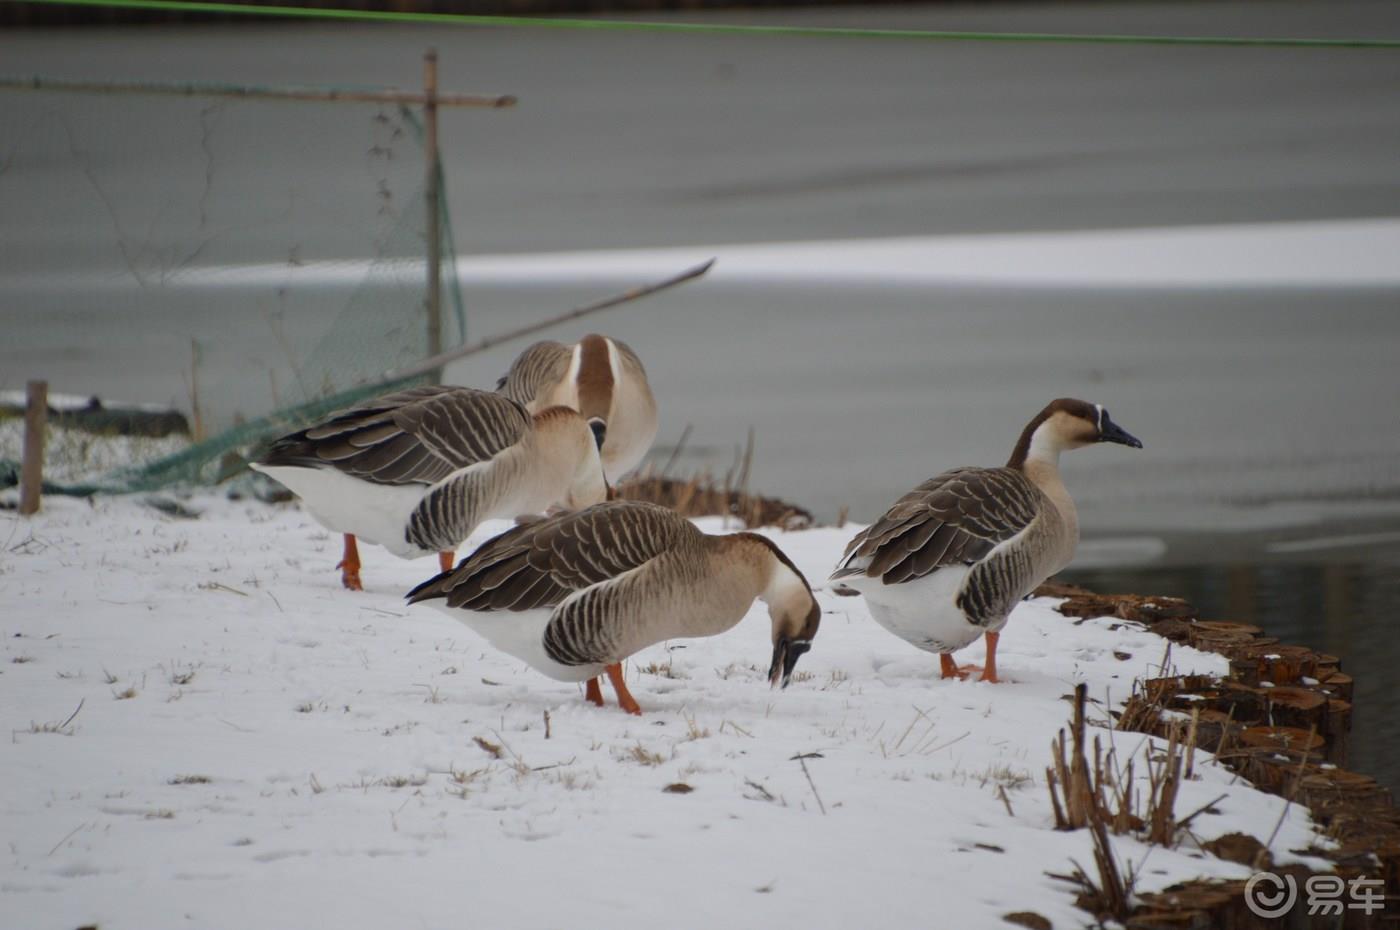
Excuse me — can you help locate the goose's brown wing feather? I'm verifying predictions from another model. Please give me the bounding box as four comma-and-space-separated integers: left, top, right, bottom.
834, 467, 1041, 586
258, 386, 529, 486
406, 500, 698, 612
391, 390, 531, 471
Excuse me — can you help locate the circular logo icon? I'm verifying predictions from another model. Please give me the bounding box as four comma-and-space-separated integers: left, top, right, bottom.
1245, 872, 1298, 918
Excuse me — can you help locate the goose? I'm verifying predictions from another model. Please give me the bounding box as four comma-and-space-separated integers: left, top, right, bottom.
496, 334, 658, 483
830, 398, 1141, 683
406, 500, 821, 714
251, 385, 609, 591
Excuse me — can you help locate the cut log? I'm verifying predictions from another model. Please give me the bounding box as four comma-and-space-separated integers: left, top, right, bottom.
1190, 709, 1240, 754
1129, 880, 1255, 930
1186, 621, 1262, 650
1317, 670, 1354, 703
1264, 686, 1327, 731
1238, 725, 1325, 759
1229, 644, 1318, 687
1322, 698, 1352, 765
1291, 767, 1388, 810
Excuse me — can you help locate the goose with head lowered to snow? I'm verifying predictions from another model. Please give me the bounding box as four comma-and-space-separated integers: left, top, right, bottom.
830, 398, 1142, 683
495, 334, 658, 483
406, 500, 822, 714
251, 386, 609, 591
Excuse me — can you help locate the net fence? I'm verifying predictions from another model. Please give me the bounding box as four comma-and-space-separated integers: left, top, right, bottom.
0, 82, 466, 493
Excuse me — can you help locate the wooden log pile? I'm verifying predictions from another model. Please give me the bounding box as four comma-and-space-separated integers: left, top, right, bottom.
1033, 581, 1400, 927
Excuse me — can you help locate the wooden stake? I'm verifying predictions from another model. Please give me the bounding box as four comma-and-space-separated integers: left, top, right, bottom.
423, 48, 444, 385
19, 379, 47, 515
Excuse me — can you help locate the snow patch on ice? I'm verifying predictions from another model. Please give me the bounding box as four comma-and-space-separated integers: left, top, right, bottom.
1, 495, 1329, 930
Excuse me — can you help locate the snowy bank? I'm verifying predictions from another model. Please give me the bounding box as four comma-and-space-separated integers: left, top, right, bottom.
1, 496, 1327, 930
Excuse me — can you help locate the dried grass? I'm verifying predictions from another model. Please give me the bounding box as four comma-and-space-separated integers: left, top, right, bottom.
615, 428, 813, 530
1047, 684, 1194, 843
622, 743, 669, 767
1045, 684, 1209, 922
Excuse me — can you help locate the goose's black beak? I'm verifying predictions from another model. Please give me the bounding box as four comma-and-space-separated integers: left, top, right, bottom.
1100, 418, 1143, 449
768, 638, 812, 689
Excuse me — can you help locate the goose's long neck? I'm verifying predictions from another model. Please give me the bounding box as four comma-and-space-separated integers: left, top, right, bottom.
668, 533, 797, 637
703, 535, 769, 607
513, 409, 588, 506
1008, 418, 1078, 538
713, 533, 811, 616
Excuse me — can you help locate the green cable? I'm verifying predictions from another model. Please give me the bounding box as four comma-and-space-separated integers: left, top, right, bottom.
12, 0, 1400, 49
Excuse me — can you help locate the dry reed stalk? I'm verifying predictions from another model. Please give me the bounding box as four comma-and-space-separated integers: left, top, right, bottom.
1049, 685, 1196, 850
614, 463, 814, 531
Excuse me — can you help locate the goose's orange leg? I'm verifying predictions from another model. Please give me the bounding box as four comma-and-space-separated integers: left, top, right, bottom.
337, 534, 363, 591
584, 678, 605, 707
980, 632, 1001, 684
953, 632, 1003, 683
438, 551, 454, 573
605, 663, 642, 716
939, 653, 964, 680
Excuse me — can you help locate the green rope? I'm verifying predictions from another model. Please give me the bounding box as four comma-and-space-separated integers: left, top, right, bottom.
14, 0, 1400, 49
0, 73, 402, 98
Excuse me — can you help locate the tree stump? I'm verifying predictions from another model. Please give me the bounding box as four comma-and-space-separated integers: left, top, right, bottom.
1229, 644, 1317, 687
1264, 685, 1327, 731
1238, 725, 1325, 760
1317, 670, 1354, 703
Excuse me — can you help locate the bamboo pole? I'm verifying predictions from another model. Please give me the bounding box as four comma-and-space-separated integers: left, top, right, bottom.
423, 49, 444, 385
19, 380, 48, 516
379, 258, 715, 384
0, 75, 516, 108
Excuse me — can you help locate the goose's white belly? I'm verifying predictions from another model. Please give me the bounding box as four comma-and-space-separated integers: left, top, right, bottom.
842, 567, 986, 654
433, 605, 605, 683
253, 464, 434, 559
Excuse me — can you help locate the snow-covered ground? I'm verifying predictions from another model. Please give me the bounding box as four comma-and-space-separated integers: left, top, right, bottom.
2, 495, 1327, 930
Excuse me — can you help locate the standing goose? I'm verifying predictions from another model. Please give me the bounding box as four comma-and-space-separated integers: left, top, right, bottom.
251, 386, 608, 591
407, 500, 821, 714
830, 398, 1141, 683
496, 334, 659, 483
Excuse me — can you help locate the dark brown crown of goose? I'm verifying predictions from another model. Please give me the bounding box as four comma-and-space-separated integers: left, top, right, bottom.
1005, 398, 1100, 470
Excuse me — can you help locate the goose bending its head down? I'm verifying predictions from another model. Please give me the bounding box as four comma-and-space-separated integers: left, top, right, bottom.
406, 500, 822, 714
496, 334, 658, 483
831, 398, 1141, 683
251, 386, 609, 591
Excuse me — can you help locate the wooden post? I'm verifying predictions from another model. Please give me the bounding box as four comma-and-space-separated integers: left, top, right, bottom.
19, 379, 47, 515
423, 48, 444, 385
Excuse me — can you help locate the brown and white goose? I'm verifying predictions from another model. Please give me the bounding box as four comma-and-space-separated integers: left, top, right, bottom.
830, 398, 1142, 683
406, 500, 821, 714
496, 334, 658, 483
251, 386, 608, 591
